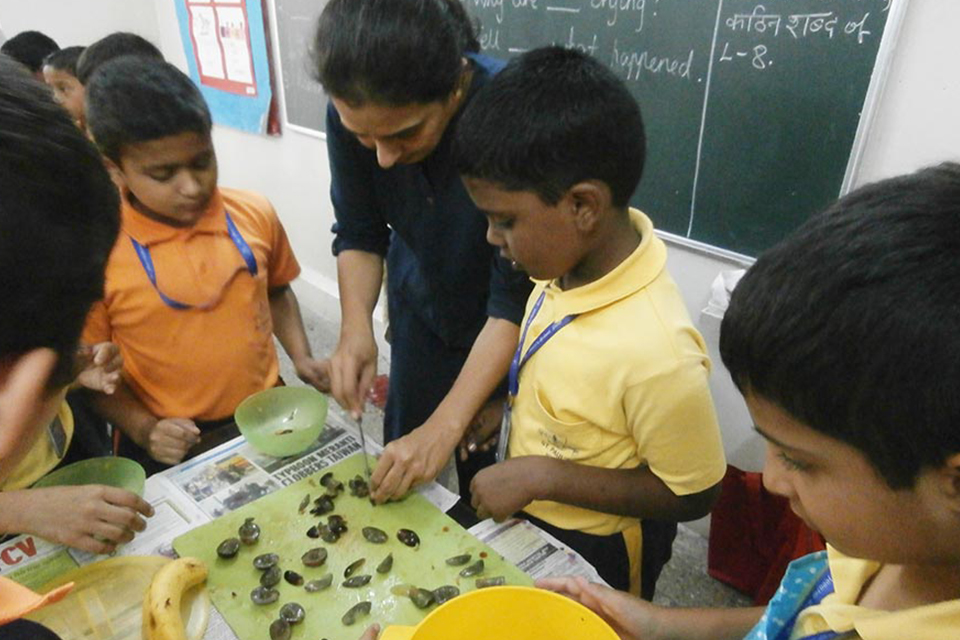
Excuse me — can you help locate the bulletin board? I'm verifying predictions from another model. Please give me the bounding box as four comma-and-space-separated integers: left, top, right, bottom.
174, 0, 278, 134
271, 0, 330, 138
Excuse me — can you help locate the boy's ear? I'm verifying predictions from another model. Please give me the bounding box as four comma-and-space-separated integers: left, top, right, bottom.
566, 181, 609, 233
939, 453, 960, 511
0, 348, 60, 482
102, 156, 128, 192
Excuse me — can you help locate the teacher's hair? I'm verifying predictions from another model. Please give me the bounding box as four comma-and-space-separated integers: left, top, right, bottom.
312, 0, 479, 106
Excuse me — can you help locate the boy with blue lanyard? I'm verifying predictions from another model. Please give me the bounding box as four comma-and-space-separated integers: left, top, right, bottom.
80, 57, 329, 474
538, 162, 960, 640
454, 47, 727, 597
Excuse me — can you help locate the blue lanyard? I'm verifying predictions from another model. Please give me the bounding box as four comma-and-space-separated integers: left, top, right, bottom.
508, 291, 577, 398
777, 568, 840, 640
129, 211, 258, 310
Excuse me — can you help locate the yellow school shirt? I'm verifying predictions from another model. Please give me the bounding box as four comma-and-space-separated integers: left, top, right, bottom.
508, 208, 727, 536
792, 547, 960, 640
0, 401, 73, 491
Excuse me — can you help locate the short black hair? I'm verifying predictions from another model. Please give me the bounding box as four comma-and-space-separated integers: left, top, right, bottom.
0, 56, 119, 385
85, 57, 212, 165
76, 32, 163, 85
0, 30, 59, 73
313, 0, 479, 106
43, 45, 85, 77
720, 162, 960, 489
453, 46, 645, 208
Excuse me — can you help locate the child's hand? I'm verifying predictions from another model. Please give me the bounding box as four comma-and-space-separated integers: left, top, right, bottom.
458, 399, 503, 461
469, 457, 544, 521
146, 418, 202, 465
536, 575, 659, 640
23, 486, 154, 555
74, 342, 123, 394
357, 623, 380, 640
295, 356, 332, 394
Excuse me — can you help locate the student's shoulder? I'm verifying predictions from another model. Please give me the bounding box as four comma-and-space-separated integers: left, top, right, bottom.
219, 187, 279, 230
220, 187, 274, 215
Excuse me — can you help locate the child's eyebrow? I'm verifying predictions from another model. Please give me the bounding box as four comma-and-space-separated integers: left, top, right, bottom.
753, 425, 806, 453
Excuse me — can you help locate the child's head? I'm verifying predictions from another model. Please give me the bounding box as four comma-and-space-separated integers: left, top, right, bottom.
0, 30, 59, 77
313, 0, 479, 167
454, 46, 645, 281
0, 56, 119, 441
42, 46, 85, 125
75, 32, 163, 85
721, 163, 960, 564
86, 56, 217, 227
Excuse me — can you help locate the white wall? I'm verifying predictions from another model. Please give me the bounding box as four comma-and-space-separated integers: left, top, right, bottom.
855, 1, 960, 185
0, 0, 160, 50
7, 0, 958, 484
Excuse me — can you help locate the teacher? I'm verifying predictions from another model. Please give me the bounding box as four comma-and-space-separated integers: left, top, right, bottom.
312, 0, 532, 503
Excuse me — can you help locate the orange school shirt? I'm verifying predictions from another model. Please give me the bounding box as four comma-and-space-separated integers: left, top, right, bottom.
82, 187, 300, 422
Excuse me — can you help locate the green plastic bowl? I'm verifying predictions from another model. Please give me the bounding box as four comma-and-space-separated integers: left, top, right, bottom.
33, 456, 146, 496
235, 386, 328, 457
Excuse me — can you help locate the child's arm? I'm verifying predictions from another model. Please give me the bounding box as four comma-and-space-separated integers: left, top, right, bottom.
470, 456, 720, 522
268, 285, 331, 393
537, 576, 763, 640
88, 381, 200, 465
0, 486, 153, 555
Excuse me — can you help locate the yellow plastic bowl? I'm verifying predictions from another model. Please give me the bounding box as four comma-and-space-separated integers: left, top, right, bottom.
380, 586, 619, 640
32, 456, 146, 496
234, 386, 328, 457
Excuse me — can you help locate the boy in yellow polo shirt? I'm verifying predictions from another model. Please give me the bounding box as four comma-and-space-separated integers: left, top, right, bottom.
540, 164, 960, 640
0, 58, 152, 566
454, 47, 726, 597
81, 57, 329, 474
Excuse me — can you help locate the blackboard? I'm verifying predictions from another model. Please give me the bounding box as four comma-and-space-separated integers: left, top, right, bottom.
467, 0, 901, 257
270, 0, 903, 256
273, 0, 329, 137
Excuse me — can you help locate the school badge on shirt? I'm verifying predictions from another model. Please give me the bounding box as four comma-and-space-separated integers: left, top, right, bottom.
47, 415, 67, 460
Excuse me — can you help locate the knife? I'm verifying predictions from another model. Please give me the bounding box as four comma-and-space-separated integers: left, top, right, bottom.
355, 413, 373, 484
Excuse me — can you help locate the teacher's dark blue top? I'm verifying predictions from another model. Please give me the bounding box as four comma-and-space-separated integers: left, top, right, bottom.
326, 53, 532, 349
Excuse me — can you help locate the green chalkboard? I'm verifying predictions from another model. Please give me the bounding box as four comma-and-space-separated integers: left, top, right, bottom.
463, 0, 900, 257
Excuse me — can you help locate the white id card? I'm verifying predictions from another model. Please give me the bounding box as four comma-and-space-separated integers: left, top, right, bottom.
496, 402, 511, 463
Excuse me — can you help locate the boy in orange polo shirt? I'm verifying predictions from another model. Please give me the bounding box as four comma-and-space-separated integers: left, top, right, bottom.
82, 57, 329, 473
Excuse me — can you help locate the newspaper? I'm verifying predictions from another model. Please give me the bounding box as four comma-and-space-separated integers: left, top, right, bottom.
1, 413, 457, 589
469, 518, 610, 586
3, 412, 608, 639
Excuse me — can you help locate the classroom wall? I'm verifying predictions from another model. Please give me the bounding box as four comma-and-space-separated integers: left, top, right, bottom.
0, 0, 160, 51
6, 0, 958, 491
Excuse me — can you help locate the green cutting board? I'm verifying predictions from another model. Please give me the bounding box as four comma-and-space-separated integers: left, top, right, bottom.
174, 453, 532, 640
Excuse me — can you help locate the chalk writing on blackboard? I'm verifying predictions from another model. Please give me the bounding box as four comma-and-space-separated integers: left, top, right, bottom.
462, 0, 895, 257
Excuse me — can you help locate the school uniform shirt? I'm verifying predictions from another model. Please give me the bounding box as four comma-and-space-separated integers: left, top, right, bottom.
790, 547, 960, 640
508, 208, 727, 534
0, 401, 72, 491
0, 577, 72, 626
82, 188, 300, 422
325, 52, 531, 350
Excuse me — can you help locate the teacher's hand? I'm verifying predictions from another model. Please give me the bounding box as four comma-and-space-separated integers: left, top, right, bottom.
370, 419, 461, 503
329, 330, 378, 419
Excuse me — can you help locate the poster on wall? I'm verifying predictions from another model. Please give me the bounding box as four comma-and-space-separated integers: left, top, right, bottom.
175, 0, 279, 134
